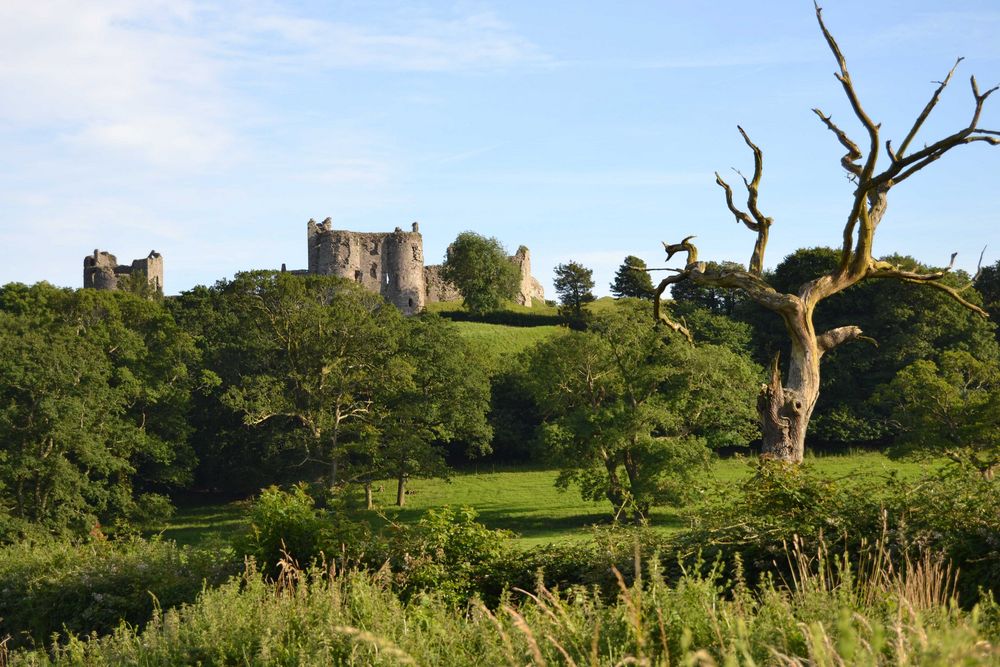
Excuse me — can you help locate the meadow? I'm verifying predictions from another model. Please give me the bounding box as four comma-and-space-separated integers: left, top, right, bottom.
154, 452, 931, 550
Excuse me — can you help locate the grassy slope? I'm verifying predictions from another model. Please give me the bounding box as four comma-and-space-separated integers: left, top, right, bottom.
450, 321, 561, 364
155, 453, 932, 550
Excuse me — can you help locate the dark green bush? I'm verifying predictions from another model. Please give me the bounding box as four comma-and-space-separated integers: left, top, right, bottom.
379, 506, 515, 605
0, 538, 233, 649
436, 308, 562, 327
235, 484, 370, 577
678, 460, 1000, 604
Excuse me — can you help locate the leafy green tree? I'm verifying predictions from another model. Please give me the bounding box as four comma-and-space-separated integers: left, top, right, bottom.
220, 272, 406, 488
0, 283, 201, 536
553, 261, 596, 320
975, 260, 1000, 338
610, 256, 655, 299
883, 350, 1000, 478
366, 315, 493, 507
441, 232, 520, 314
523, 301, 759, 521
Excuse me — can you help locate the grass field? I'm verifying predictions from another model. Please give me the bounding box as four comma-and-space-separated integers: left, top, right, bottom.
451, 321, 561, 364
153, 452, 934, 550
426, 296, 618, 319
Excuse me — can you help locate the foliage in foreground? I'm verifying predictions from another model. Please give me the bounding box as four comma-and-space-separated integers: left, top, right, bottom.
681, 461, 1000, 604
8, 544, 1000, 666
0, 538, 234, 650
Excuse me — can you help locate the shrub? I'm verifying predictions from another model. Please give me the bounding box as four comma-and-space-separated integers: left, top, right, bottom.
0, 538, 233, 649
10, 550, 1000, 665
381, 506, 515, 605
679, 460, 1000, 604
235, 484, 370, 577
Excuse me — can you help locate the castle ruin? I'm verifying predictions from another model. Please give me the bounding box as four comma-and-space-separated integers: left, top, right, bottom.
304, 219, 544, 313
307, 219, 426, 315
83, 249, 163, 293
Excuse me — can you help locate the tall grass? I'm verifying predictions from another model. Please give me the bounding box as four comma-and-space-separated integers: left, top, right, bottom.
9, 539, 998, 666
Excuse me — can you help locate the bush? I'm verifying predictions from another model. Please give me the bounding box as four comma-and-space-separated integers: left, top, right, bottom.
380, 506, 515, 605
679, 460, 1000, 604
235, 484, 370, 577
0, 538, 233, 649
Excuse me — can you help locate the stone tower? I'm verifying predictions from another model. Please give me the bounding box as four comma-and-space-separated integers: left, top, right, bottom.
307, 219, 425, 315
510, 246, 546, 307
83, 249, 163, 293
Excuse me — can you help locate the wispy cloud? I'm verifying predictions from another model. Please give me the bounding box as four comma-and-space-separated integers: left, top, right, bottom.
0, 0, 232, 167
226, 7, 550, 73
872, 11, 1000, 58
0, 1, 547, 170
471, 169, 711, 187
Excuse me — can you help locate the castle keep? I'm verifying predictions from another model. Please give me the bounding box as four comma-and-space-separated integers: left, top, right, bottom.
307, 219, 426, 315
83, 250, 163, 293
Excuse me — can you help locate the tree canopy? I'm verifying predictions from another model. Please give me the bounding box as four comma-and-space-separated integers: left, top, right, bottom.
610, 256, 655, 299
441, 232, 520, 314
522, 301, 759, 521
553, 261, 596, 321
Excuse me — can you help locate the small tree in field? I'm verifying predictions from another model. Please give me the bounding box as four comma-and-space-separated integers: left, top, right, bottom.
553, 261, 596, 319
885, 350, 1000, 479
653, 4, 997, 462
441, 232, 520, 314
611, 256, 656, 299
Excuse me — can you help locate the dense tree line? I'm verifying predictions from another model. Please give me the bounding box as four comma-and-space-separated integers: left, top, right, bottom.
0, 251, 996, 538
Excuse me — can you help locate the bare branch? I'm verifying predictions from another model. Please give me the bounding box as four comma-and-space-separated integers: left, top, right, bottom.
869, 76, 1000, 191
736, 126, 771, 228
868, 258, 989, 317
713, 127, 773, 275
662, 236, 698, 265
896, 58, 964, 159
684, 261, 797, 314
816, 325, 878, 357
652, 272, 693, 343
715, 172, 756, 230
814, 2, 880, 180
812, 109, 863, 177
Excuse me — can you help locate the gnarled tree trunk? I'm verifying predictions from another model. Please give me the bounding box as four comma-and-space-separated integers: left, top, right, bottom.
758, 306, 821, 462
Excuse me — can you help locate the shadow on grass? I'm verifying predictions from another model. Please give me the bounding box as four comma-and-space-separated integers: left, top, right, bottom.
148, 502, 249, 548
356, 505, 686, 542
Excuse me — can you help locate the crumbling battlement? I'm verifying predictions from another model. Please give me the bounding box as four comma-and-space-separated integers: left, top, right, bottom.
83, 249, 163, 293
307, 218, 425, 315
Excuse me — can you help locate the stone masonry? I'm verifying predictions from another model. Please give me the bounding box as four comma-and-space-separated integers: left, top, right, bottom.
83, 249, 163, 293
307, 218, 426, 316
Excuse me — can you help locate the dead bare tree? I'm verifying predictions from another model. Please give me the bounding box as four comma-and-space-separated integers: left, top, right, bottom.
654, 3, 998, 463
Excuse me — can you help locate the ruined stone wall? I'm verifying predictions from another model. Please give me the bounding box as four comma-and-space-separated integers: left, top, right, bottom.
307, 218, 425, 315
83, 249, 163, 292
423, 265, 462, 303
424, 245, 545, 307
83, 250, 120, 290
510, 246, 546, 307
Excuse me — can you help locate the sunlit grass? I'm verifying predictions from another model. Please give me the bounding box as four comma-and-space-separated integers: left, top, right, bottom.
449, 321, 561, 365
155, 452, 936, 550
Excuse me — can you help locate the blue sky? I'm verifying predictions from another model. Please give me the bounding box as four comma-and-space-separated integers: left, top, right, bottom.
1, 1, 998, 297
